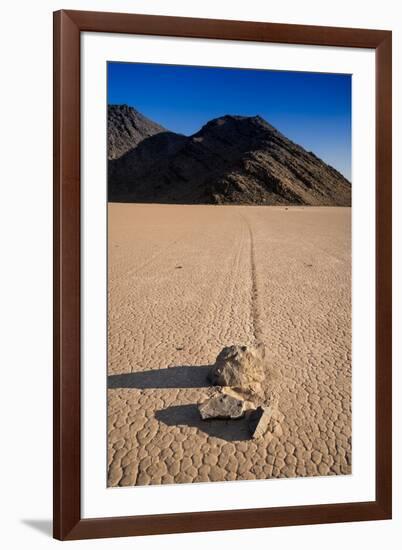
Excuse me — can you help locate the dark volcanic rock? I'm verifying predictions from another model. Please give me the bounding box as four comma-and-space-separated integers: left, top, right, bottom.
108, 104, 166, 160
248, 406, 274, 439
248, 405, 284, 440
108, 110, 351, 205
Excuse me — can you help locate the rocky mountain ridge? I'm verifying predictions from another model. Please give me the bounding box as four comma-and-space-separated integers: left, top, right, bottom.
108, 104, 166, 160
108, 107, 351, 206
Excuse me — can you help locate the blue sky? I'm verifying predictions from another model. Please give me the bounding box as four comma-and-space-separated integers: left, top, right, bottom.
108, 62, 351, 180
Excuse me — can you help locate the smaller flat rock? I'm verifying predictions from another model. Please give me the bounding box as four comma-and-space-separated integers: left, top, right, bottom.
220, 386, 259, 410
199, 392, 247, 420
248, 406, 275, 439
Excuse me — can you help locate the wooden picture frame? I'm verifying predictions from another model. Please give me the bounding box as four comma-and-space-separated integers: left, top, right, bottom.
53, 10, 392, 540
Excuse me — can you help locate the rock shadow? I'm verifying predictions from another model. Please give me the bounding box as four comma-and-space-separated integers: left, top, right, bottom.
108, 365, 211, 389
155, 404, 251, 442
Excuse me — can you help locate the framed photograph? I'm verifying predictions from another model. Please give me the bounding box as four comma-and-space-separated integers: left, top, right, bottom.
53, 10, 392, 540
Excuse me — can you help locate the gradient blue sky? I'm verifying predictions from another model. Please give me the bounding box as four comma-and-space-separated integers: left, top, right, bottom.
108, 62, 351, 180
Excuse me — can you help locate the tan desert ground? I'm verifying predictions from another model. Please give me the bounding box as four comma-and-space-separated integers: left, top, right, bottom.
107, 204, 351, 487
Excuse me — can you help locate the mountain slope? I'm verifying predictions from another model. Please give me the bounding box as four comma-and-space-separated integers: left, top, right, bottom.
108, 104, 166, 160
108, 111, 351, 206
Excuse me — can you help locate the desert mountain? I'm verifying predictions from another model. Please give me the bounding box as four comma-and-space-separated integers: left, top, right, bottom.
108, 109, 351, 206
108, 104, 166, 160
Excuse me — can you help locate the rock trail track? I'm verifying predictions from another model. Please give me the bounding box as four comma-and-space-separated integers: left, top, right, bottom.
108, 204, 351, 486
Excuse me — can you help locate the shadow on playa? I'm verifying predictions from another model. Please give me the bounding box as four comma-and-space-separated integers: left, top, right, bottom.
155, 404, 250, 441
108, 365, 250, 441
107, 364, 211, 389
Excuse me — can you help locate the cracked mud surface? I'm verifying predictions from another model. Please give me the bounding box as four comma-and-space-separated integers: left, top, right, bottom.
108, 204, 351, 486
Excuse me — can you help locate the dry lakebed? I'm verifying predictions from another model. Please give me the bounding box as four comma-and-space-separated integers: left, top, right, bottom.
107, 203, 351, 487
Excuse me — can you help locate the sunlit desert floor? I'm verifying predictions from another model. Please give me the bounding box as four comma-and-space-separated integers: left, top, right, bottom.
107, 204, 351, 486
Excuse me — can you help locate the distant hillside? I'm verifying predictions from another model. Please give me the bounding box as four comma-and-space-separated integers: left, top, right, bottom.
108, 108, 351, 206
108, 104, 166, 160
